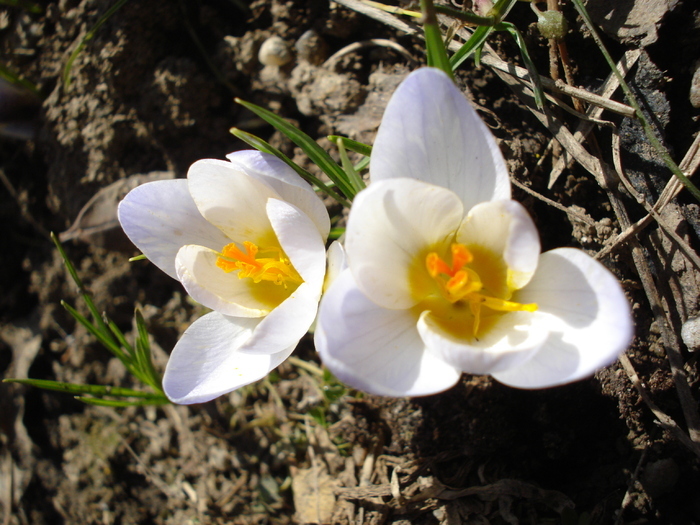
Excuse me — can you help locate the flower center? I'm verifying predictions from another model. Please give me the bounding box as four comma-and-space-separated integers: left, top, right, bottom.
216, 241, 302, 288
424, 243, 537, 337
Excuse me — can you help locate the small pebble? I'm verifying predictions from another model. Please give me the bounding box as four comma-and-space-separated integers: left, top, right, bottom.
681, 316, 700, 350
258, 36, 292, 67
295, 29, 328, 65
641, 458, 679, 497
691, 64, 700, 108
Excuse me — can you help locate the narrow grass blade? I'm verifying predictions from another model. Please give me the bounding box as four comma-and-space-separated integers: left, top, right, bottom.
135, 309, 163, 392
0, 0, 41, 13
52, 233, 116, 347
3, 378, 165, 399
432, 4, 495, 26
449, 0, 518, 70
329, 227, 345, 240
450, 24, 494, 70
177, 0, 239, 96
231, 128, 351, 207
106, 318, 136, 361
354, 156, 370, 173
496, 22, 544, 109
420, 0, 454, 79
334, 138, 366, 193
327, 136, 372, 157
0, 63, 41, 96
62, 0, 131, 88
235, 98, 357, 200
61, 301, 128, 364
77, 396, 170, 407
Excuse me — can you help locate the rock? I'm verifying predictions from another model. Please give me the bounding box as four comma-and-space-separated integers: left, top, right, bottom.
691, 63, 700, 108
641, 458, 680, 497
289, 62, 365, 117
295, 29, 328, 66
258, 36, 293, 67
584, 0, 680, 46
681, 316, 700, 350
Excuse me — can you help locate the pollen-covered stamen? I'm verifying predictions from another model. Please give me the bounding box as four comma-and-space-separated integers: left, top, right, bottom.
216, 241, 303, 287
426, 245, 482, 303
426, 242, 538, 336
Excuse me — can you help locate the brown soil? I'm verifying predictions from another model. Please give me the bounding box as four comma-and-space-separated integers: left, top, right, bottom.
2, 0, 700, 524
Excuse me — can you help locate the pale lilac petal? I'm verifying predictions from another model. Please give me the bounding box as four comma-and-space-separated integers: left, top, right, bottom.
226, 151, 330, 239
315, 270, 462, 396
187, 159, 278, 242
118, 179, 230, 279
457, 200, 540, 291
175, 244, 282, 317
235, 199, 326, 355
162, 312, 294, 404
370, 68, 510, 211
346, 178, 464, 310
492, 248, 634, 388
417, 310, 548, 374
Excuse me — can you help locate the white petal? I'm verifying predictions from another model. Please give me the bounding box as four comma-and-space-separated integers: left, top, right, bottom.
118, 179, 230, 280
370, 68, 510, 211
346, 178, 464, 310
266, 198, 326, 285
418, 310, 548, 374
238, 281, 318, 355
226, 151, 330, 239
457, 200, 540, 290
235, 199, 327, 355
492, 248, 634, 388
175, 244, 279, 317
315, 269, 462, 396
162, 312, 294, 404
324, 241, 347, 293
187, 159, 278, 242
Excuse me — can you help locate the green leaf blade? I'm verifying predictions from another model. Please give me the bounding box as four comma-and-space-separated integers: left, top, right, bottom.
231, 128, 351, 207
3, 378, 166, 399
235, 98, 357, 200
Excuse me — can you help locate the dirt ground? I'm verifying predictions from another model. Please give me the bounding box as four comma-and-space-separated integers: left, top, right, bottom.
2, 0, 700, 523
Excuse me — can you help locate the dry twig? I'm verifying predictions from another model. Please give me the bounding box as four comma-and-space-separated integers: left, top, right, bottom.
619, 354, 700, 458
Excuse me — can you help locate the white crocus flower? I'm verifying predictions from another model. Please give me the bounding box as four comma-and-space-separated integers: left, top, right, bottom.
315, 68, 633, 396
118, 151, 330, 404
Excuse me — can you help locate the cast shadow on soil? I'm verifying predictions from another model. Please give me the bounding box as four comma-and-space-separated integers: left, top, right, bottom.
409, 378, 630, 517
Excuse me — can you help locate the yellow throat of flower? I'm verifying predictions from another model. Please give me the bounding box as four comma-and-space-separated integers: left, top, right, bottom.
420, 243, 537, 339
216, 241, 302, 288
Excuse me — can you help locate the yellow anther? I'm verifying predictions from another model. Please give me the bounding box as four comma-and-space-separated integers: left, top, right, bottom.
216, 241, 302, 287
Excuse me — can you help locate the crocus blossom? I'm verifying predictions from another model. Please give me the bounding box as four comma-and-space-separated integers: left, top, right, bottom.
315, 68, 633, 396
118, 151, 330, 404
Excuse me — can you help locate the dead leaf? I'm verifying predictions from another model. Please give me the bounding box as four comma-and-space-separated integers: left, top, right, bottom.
59, 171, 175, 244
292, 465, 337, 524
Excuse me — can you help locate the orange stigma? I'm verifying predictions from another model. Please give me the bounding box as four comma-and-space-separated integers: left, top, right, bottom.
426, 243, 537, 335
